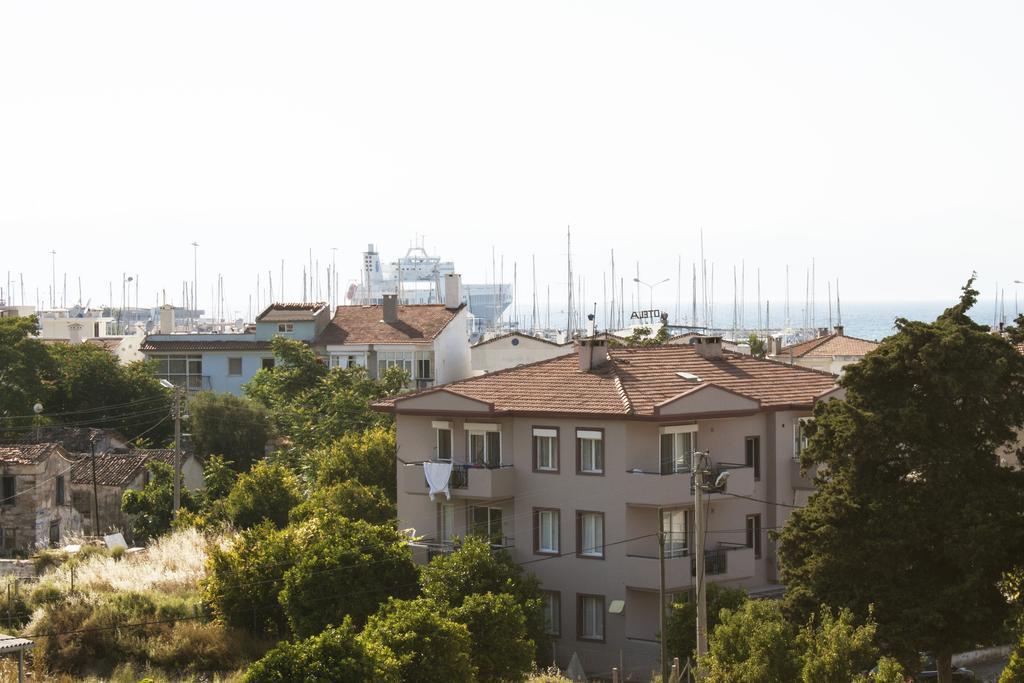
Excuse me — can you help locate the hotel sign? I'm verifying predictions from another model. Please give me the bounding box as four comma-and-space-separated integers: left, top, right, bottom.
630, 309, 662, 321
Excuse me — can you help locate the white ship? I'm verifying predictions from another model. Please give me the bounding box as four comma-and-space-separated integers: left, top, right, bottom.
346, 244, 512, 330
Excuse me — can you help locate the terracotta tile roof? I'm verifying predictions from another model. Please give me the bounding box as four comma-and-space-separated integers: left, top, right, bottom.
22, 427, 127, 453
317, 304, 463, 346
68, 449, 176, 487
256, 302, 329, 322
377, 345, 838, 418
471, 332, 564, 348
0, 443, 68, 466
780, 333, 879, 358
140, 338, 273, 353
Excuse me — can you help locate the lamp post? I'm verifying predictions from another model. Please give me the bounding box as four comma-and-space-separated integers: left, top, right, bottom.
159, 380, 183, 513
633, 278, 669, 315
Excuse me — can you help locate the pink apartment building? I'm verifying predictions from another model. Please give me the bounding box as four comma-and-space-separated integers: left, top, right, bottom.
376, 336, 841, 679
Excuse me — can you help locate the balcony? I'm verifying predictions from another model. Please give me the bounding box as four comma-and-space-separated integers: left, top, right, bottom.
624, 541, 757, 590
401, 460, 516, 500
622, 460, 754, 505
407, 535, 515, 564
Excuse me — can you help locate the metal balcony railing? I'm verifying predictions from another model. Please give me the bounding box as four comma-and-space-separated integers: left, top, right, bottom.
690, 542, 747, 576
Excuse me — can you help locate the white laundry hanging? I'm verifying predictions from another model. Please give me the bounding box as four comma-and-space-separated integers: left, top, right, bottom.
423, 461, 453, 501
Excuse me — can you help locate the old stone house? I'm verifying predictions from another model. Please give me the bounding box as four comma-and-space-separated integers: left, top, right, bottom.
69, 449, 204, 539
0, 443, 82, 555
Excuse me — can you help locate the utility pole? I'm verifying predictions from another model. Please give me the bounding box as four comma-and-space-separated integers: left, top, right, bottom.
659, 528, 668, 682
172, 386, 183, 512
90, 440, 100, 538
694, 450, 710, 673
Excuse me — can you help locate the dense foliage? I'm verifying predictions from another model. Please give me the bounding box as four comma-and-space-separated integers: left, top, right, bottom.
360, 597, 476, 683
188, 391, 269, 471
452, 592, 535, 683
0, 316, 53, 435
224, 461, 301, 529
777, 278, 1024, 676
306, 425, 398, 500
120, 461, 197, 542
665, 583, 748, 663
244, 619, 400, 683
288, 480, 394, 525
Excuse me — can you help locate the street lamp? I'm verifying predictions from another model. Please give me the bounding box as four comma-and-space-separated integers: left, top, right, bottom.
633, 278, 669, 315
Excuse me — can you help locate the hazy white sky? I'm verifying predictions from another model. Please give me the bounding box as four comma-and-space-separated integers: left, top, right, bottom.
2, 0, 1022, 318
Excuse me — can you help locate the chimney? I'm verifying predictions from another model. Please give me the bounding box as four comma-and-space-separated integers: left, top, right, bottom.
68, 322, 83, 344
578, 338, 609, 371
382, 294, 399, 323
690, 336, 723, 360
834, 324, 844, 337
444, 274, 462, 311
159, 304, 175, 334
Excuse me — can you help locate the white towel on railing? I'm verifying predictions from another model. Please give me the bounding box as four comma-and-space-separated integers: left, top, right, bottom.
424, 461, 453, 501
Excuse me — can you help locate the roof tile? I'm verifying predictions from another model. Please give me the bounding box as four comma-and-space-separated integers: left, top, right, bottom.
317, 304, 462, 346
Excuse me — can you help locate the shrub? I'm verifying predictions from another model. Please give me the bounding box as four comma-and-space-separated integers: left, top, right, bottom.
360, 597, 475, 683
0, 577, 30, 628
702, 599, 800, 683
665, 583, 748, 663
189, 392, 270, 472
29, 581, 65, 609
279, 514, 418, 638
33, 549, 69, 575
244, 618, 399, 683
797, 606, 880, 682
146, 621, 249, 673
421, 535, 545, 660
224, 461, 301, 530
452, 592, 534, 683
203, 521, 292, 636
121, 461, 199, 542
288, 480, 394, 525
309, 426, 397, 500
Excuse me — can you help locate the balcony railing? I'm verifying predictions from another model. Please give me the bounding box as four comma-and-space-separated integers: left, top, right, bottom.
411, 535, 516, 562
690, 542, 748, 576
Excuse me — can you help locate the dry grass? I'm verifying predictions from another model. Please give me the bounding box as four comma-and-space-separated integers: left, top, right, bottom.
42, 528, 220, 597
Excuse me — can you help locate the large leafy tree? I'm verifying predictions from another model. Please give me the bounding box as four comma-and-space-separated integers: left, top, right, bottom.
450, 592, 534, 683
188, 391, 269, 472
0, 316, 54, 436
120, 461, 197, 542
223, 461, 302, 530
777, 278, 1024, 681
306, 425, 398, 500
244, 337, 405, 457
665, 583, 748, 664
46, 343, 172, 442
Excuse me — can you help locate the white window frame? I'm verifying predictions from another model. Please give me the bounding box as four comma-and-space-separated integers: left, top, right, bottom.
660, 424, 698, 474
277, 323, 294, 333
537, 509, 559, 554
578, 511, 604, 558
432, 421, 453, 461
439, 503, 455, 543
577, 430, 604, 474
533, 428, 558, 471
377, 350, 414, 378
661, 508, 691, 559
466, 424, 502, 468
579, 595, 605, 641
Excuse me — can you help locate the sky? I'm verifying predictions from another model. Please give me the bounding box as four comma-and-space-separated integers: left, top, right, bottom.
1, 0, 1022, 321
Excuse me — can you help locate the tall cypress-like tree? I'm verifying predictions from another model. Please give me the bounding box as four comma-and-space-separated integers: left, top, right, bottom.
777, 278, 1024, 683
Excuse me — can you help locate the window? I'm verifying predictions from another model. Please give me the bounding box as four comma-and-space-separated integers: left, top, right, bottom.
155, 353, 203, 389
56, 476, 65, 506
416, 357, 432, 380
795, 418, 813, 459
467, 425, 501, 468
1, 477, 14, 507
576, 429, 604, 474
439, 503, 455, 543
745, 436, 761, 481
1, 529, 15, 551
661, 509, 691, 558
469, 506, 503, 545
577, 594, 605, 641
49, 521, 60, 546
542, 591, 561, 636
660, 425, 697, 474
746, 514, 762, 558
533, 427, 558, 472
277, 323, 294, 333
261, 357, 275, 370
228, 357, 243, 376
377, 351, 414, 379
577, 511, 604, 558
436, 428, 452, 461
534, 508, 560, 554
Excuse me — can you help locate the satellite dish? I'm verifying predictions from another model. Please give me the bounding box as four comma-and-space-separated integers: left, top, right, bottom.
714, 470, 731, 490
32, 403, 43, 414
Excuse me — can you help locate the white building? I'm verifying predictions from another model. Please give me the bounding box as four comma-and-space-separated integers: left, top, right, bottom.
470, 332, 573, 375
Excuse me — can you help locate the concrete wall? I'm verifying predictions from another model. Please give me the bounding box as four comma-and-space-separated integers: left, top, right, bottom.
395, 406, 811, 678
201, 351, 274, 395
0, 453, 82, 554
434, 308, 471, 384
255, 321, 319, 342
471, 335, 571, 374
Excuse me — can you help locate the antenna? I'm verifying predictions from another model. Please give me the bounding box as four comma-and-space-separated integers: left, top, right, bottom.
827, 280, 833, 330
836, 279, 842, 326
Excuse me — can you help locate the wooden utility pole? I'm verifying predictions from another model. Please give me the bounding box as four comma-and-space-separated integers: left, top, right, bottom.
659, 529, 668, 682
172, 386, 183, 512
90, 440, 100, 537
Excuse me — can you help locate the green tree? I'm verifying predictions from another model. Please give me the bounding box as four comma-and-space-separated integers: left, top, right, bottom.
1002, 634, 1024, 683
1006, 313, 1024, 345
0, 316, 53, 437
701, 599, 800, 683
224, 461, 301, 530
120, 461, 196, 542
777, 278, 1024, 680
420, 535, 545, 663
188, 391, 269, 472
873, 657, 909, 683
46, 343, 172, 441
244, 618, 400, 683
201, 454, 237, 503
308, 425, 398, 500
747, 333, 767, 358
797, 607, 880, 683
289, 480, 394, 525
623, 322, 670, 347
451, 592, 534, 683
360, 597, 476, 683
279, 513, 418, 638
203, 520, 292, 635
665, 583, 748, 663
